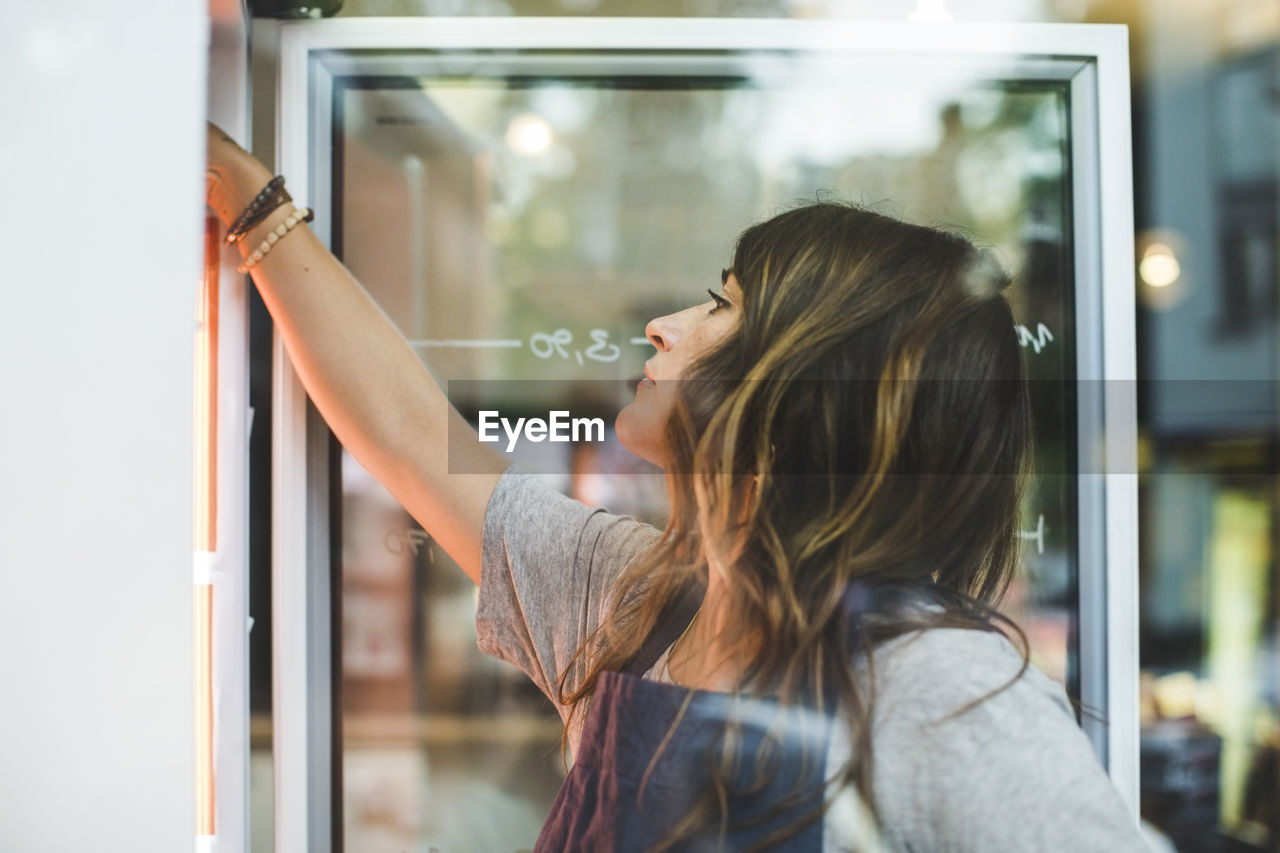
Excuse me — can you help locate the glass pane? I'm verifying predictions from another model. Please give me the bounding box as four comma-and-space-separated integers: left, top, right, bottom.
326, 49, 1081, 849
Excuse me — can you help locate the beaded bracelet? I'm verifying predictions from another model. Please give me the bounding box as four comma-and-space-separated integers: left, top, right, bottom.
224, 175, 292, 246
236, 207, 314, 274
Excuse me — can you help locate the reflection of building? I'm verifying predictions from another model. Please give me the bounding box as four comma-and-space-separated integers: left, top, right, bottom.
339, 91, 495, 380
341, 454, 417, 713
338, 454, 563, 851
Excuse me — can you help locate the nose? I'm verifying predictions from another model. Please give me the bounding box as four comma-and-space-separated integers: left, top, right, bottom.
644, 310, 683, 352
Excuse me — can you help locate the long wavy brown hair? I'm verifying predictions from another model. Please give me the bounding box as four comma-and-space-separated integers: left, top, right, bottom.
557, 202, 1034, 850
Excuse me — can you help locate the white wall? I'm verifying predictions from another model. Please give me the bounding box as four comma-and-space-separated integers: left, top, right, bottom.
0, 1, 206, 850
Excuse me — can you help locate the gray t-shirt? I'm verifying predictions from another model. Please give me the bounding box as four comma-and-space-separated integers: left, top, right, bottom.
476, 467, 1150, 851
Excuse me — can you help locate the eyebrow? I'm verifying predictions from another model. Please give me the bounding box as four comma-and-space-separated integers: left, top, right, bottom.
721, 267, 731, 285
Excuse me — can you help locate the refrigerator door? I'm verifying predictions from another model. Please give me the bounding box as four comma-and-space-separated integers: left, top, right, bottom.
200, 2, 252, 852
261, 18, 1135, 851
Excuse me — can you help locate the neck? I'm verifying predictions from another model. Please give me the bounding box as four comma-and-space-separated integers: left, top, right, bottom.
667, 551, 757, 691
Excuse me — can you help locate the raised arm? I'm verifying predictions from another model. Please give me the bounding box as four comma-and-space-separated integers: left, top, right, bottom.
205, 123, 506, 585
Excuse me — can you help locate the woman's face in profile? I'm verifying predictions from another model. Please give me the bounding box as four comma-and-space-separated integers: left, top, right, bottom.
616, 272, 743, 468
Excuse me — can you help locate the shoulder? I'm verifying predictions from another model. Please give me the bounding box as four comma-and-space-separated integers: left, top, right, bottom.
864, 629, 1146, 851
867, 627, 1080, 769
868, 627, 1073, 729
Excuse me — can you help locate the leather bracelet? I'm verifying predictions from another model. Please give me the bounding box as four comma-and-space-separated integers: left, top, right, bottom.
225, 175, 292, 246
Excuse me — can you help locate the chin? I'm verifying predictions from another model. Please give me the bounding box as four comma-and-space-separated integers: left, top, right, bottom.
615, 401, 665, 469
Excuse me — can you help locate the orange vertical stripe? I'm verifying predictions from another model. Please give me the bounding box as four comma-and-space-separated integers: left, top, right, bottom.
196, 217, 220, 552
194, 216, 219, 837
195, 583, 216, 835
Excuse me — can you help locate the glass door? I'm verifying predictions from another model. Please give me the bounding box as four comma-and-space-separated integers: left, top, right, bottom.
263, 18, 1136, 852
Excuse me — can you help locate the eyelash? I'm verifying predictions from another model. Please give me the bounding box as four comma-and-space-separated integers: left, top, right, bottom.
707, 288, 730, 315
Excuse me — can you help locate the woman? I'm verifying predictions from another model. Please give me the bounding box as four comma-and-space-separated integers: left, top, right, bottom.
207, 124, 1149, 851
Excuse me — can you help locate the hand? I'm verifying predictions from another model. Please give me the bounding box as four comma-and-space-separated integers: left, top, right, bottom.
205, 121, 273, 227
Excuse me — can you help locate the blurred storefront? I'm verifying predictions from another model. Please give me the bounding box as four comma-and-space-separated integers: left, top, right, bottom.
1133, 2, 1280, 850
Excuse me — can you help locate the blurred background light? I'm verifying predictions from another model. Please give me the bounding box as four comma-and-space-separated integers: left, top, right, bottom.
505, 112, 553, 155
1136, 229, 1191, 312
1140, 242, 1181, 289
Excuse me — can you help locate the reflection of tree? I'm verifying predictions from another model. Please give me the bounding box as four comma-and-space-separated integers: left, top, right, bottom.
499, 84, 759, 385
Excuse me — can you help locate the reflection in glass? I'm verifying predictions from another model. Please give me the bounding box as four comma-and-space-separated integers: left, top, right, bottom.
331, 53, 1078, 848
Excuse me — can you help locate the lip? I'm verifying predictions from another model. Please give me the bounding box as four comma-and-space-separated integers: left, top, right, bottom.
636, 363, 656, 390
